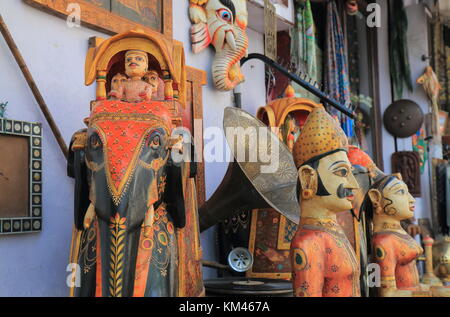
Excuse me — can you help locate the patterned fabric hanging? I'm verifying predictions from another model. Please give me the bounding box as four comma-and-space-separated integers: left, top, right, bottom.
442, 25, 450, 111
290, 0, 320, 101
324, 1, 351, 112
389, 0, 413, 100
323, 1, 352, 139
346, 15, 360, 103
412, 128, 428, 175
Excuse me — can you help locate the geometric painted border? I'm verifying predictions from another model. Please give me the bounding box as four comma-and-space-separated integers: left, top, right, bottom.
0, 118, 42, 235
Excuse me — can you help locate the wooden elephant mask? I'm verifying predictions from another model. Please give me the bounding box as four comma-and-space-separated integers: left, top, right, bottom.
189, 0, 249, 91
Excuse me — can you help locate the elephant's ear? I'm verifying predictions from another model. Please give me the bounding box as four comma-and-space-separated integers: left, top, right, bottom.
68, 130, 90, 231
165, 158, 186, 229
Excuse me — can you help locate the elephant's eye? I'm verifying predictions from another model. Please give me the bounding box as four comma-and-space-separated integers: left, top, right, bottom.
148, 134, 161, 149
217, 8, 233, 23
89, 134, 102, 150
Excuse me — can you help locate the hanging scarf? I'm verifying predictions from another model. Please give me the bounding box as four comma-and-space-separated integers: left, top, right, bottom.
291, 0, 316, 76
389, 0, 413, 99
290, 0, 319, 100
324, 1, 352, 137
324, 1, 351, 111
412, 128, 428, 174
301, 0, 317, 81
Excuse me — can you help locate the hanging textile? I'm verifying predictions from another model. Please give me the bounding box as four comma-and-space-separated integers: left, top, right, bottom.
389, 0, 413, 100
412, 128, 428, 175
291, 0, 316, 77
346, 15, 360, 102
290, 0, 320, 101
438, 24, 450, 112
323, 0, 353, 139
443, 26, 450, 111
324, 1, 351, 111
301, 0, 317, 82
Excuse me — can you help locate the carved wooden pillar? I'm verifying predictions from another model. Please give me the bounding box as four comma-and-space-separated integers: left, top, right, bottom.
163, 70, 174, 100
96, 70, 107, 101
422, 236, 443, 286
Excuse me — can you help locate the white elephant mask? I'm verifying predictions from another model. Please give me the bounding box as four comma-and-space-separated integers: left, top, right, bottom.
189, 0, 249, 91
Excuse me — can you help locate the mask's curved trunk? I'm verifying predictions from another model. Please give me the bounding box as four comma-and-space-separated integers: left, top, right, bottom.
212, 28, 248, 91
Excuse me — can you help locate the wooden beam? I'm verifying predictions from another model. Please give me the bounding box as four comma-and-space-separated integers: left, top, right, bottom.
0, 14, 68, 159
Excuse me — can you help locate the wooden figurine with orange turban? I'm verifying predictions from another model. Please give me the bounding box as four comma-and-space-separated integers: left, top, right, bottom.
290, 107, 361, 297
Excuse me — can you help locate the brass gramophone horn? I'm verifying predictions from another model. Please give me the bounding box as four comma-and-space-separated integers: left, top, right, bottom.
199, 107, 300, 232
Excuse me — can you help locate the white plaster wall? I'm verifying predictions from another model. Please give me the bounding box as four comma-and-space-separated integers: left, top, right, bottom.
0, 0, 106, 296
0, 0, 266, 295
376, 1, 432, 222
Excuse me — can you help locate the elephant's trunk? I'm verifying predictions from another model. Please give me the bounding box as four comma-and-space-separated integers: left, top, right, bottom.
212, 27, 248, 91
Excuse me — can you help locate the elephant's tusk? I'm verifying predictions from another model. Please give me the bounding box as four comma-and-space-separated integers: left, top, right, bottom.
225, 30, 237, 51
83, 203, 96, 229
169, 137, 184, 154
143, 204, 155, 238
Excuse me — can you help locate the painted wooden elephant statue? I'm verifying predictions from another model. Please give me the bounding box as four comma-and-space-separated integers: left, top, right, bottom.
67, 100, 195, 297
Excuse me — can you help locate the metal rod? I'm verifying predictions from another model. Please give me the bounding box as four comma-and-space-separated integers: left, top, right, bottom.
241, 53, 355, 119
0, 14, 68, 158
202, 260, 233, 272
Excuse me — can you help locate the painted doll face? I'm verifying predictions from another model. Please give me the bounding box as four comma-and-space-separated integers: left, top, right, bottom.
380, 178, 416, 220
144, 71, 159, 90
125, 50, 148, 78
316, 151, 360, 212
111, 73, 127, 91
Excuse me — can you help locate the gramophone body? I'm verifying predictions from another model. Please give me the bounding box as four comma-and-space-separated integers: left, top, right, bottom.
68, 30, 204, 297
290, 108, 361, 297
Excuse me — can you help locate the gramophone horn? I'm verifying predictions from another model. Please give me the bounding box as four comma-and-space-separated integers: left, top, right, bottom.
199, 107, 300, 232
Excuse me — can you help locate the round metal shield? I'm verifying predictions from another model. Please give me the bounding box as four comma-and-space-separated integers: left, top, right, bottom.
383, 99, 424, 138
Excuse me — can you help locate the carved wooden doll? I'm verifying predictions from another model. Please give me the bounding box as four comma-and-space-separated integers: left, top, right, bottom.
365, 174, 450, 297
280, 114, 297, 152
109, 50, 154, 103
143, 70, 165, 101
110, 73, 128, 93
290, 107, 361, 297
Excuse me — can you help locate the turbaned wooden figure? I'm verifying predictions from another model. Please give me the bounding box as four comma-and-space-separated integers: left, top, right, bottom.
290, 107, 361, 297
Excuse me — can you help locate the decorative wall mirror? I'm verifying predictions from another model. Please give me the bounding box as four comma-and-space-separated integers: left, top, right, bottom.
0, 118, 42, 234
